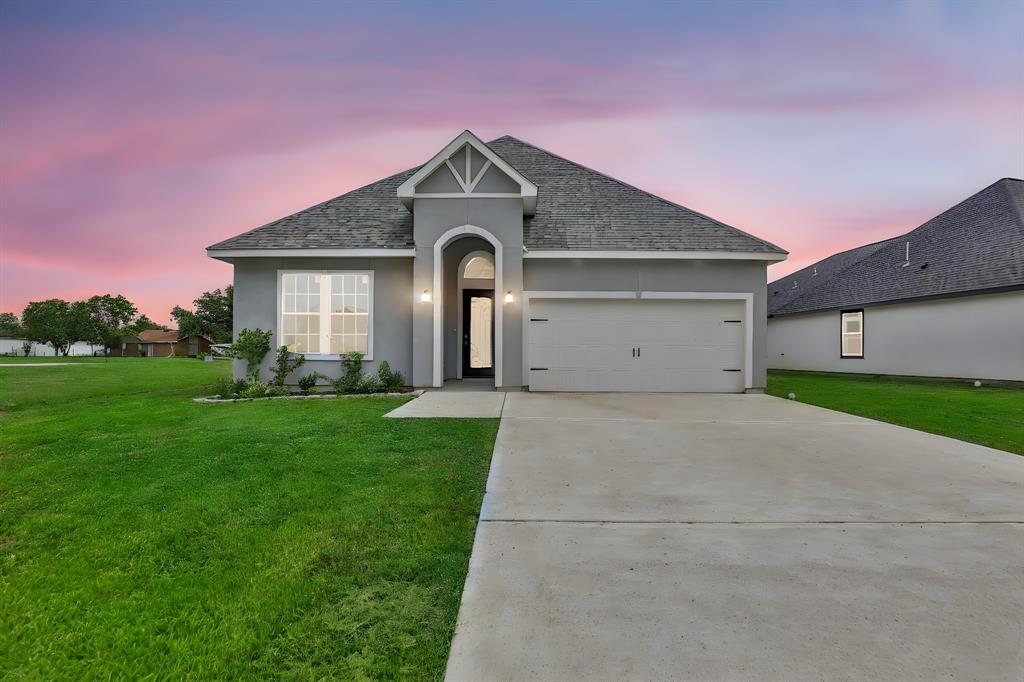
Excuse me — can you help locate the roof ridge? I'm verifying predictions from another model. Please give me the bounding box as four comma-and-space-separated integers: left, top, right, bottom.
490, 135, 787, 254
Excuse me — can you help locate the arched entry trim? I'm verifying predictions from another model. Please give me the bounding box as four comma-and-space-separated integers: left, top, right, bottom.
432, 225, 503, 388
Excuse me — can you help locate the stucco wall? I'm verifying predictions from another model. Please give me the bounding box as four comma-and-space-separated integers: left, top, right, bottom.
523, 259, 770, 388
411, 197, 524, 388
232, 257, 413, 383
766, 290, 1024, 381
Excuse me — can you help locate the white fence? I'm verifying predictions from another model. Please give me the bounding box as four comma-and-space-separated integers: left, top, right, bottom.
0, 338, 103, 357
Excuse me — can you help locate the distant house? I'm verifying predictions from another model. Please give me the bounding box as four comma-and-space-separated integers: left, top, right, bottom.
767, 178, 1024, 382
121, 330, 214, 357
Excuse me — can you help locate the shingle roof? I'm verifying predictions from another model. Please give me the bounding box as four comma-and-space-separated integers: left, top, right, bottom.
138, 329, 180, 344
768, 178, 1024, 316
208, 135, 785, 254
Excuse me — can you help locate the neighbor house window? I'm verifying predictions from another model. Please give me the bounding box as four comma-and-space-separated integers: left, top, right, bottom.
280, 271, 372, 357
840, 310, 864, 358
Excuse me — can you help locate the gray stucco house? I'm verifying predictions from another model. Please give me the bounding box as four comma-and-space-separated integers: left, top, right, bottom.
767, 178, 1024, 381
208, 131, 787, 392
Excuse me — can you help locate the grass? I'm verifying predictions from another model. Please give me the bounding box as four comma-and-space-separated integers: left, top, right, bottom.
0, 358, 499, 679
767, 370, 1024, 455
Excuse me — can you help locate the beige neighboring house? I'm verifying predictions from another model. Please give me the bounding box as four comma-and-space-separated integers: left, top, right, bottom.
121, 330, 214, 357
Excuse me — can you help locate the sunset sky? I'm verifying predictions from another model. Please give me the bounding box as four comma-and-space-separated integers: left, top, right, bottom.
2, 0, 1022, 325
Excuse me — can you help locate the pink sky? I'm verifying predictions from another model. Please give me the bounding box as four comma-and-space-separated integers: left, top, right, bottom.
2, 1, 1022, 325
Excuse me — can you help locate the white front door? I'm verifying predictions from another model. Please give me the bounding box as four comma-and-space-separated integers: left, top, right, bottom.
527, 298, 746, 392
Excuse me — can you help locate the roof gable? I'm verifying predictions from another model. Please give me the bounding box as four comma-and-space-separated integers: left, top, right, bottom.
396, 130, 538, 215
769, 178, 1024, 315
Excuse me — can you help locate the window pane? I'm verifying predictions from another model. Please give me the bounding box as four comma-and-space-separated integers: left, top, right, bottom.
843, 335, 862, 357
354, 334, 367, 353
308, 315, 319, 333
354, 294, 368, 314
464, 256, 494, 279
357, 275, 369, 294
354, 315, 367, 334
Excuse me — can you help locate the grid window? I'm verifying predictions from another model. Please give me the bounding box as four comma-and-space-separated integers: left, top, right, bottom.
280, 272, 372, 356
841, 310, 864, 358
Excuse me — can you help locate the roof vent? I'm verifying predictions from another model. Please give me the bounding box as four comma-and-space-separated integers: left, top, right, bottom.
812, 267, 818, 276
792, 280, 798, 289
920, 262, 929, 269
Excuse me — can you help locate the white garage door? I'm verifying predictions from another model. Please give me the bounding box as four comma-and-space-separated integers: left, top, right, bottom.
527, 298, 746, 393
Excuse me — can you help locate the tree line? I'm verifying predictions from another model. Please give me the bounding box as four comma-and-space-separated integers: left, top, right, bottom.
1, 286, 233, 356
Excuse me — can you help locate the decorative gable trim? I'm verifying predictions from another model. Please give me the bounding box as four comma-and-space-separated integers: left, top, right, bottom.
397, 130, 538, 215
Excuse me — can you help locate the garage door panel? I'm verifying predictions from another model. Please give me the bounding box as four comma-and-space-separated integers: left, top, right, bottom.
527, 298, 747, 393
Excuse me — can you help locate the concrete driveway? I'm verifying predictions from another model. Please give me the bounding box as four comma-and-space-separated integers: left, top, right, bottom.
445, 393, 1024, 681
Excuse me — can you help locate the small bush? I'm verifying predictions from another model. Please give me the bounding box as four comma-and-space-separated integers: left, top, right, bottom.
297, 373, 321, 395
21, 341, 31, 357
376, 361, 405, 392
270, 345, 305, 386
232, 328, 273, 382
232, 378, 249, 397
213, 377, 235, 399
265, 384, 291, 397
238, 380, 267, 399
355, 375, 383, 394
334, 351, 365, 394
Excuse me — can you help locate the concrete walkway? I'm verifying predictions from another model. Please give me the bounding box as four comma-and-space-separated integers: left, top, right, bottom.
445, 393, 1024, 681
385, 391, 506, 418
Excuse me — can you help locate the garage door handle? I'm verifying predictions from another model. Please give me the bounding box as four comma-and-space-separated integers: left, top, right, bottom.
723, 369, 742, 372
723, 320, 742, 323
632, 347, 636, 357
531, 367, 549, 371
530, 318, 548, 322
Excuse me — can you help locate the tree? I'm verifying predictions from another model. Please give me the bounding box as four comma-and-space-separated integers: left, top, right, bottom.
0, 312, 22, 337
128, 314, 164, 335
87, 294, 137, 350
22, 299, 74, 356
172, 285, 232, 343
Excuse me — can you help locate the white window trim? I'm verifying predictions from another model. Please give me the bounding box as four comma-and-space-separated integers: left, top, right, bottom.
840, 310, 864, 359
276, 270, 374, 360
520, 290, 754, 389
456, 250, 496, 379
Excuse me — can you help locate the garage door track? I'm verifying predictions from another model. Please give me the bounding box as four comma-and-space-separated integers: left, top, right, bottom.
445, 392, 1024, 681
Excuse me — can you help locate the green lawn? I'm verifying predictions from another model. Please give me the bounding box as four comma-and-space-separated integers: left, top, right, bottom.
0, 358, 499, 679
767, 370, 1024, 455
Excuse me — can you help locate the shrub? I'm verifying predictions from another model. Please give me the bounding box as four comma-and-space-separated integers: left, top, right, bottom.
213, 377, 235, 399
270, 345, 305, 386
355, 374, 383, 394
376, 360, 405, 392
333, 351, 365, 394
21, 341, 31, 357
232, 378, 248, 397
265, 383, 290, 397
232, 328, 273, 382
297, 372, 321, 395
238, 379, 267, 399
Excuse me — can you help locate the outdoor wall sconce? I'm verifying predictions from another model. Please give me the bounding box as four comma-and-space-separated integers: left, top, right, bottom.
420, 290, 432, 303
504, 291, 514, 304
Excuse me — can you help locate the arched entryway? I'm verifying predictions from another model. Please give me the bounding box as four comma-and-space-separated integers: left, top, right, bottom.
432, 225, 503, 388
